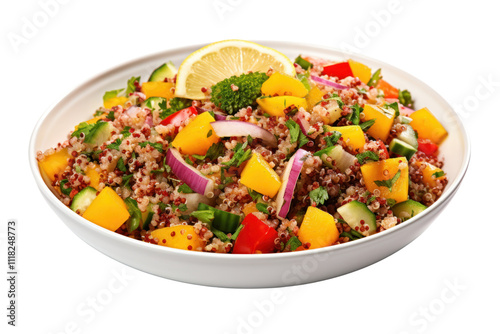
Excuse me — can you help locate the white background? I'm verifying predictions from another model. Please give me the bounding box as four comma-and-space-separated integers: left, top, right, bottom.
1, 0, 497, 333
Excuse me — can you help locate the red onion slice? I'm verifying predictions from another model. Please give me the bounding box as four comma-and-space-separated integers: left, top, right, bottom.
195, 107, 227, 121
165, 148, 214, 196
210, 120, 278, 147
310, 75, 349, 90
276, 149, 309, 218
295, 110, 311, 138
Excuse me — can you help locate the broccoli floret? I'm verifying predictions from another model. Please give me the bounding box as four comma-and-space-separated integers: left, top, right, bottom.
159, 97, 192, 119
210, 72, 269, 114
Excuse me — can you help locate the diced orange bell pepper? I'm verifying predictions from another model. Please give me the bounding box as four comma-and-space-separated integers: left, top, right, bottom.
86, 163, 101, 189
240, 152, 282, 198
242, 202, 259, 216
151, 225, 205, 251
256, 96, 307, 117
141, 81, 175, 100
410, 107, 448, 145
298, 206, 339, 249
38, 148, 72, 182
326, 125, 365, 153
171, 112, 220, 155
103, 96, 128, 109
415, 161, 446, 188
305, 85, 324, 111
361, 157, 409, 203
376, 79, 399, 99
82, 187, 130, 231
362, 104, 397, 142
348, 59, 372, 84
261, 72, 308, 97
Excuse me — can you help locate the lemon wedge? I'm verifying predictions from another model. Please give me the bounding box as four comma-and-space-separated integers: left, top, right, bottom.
175, 40, 295, 100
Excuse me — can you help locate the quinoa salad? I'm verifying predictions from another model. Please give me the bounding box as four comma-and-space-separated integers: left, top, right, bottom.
37, 41, 448, 254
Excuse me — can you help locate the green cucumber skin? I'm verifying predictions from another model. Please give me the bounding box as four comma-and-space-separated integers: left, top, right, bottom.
392, 200, 427, 221
145, 97, 166, 110
397, 125, 418, 149
84, 121, 112, 147
389, 138, 417, 160
148, 62, 176, 82
70, 187, 97, 213
337, 200, 377, 235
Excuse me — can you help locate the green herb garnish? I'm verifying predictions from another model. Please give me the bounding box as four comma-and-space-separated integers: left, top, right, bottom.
309, 186, 329, 206
374, 169, 401, 192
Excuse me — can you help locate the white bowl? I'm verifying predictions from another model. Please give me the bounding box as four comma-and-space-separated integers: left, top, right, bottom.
29, 41, 470, 288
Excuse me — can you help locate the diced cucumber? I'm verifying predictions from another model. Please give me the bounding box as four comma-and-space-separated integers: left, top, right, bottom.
297, 73, 311, 91
396, 115, 413, 124
337, 200, 377, 235
70, 187, 97, 213
141, 203, 155, 229
148, 61, 177, 82
144, 97, 166, 110
314, 145, 357, 172
389, 138, 417, 160
397, 124, 418, 149
84, 121, 112, 147
198, 203, 242, 234
392, 200, 427, 221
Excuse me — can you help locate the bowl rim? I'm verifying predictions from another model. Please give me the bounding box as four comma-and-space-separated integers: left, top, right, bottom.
28, 40, 471, 261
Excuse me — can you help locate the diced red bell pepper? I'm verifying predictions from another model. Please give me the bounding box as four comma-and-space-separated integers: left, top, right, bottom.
377, 140, 390, 159
376, 79, 399, 98
417, 139, 439, 156
321, 62, 354, 80
232, 213, 278, 254
160, 106, 198, 127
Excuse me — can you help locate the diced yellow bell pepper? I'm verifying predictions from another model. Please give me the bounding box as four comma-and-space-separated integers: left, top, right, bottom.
74, 114, 108, 131
151, 225, 205, 251
348, 59, 372, 84
172, 112, 220, 155
261, 72, 308, 98
305, 85, 324, 111
82, 187, 130, 231
361, 157, 409, 203
410, 107, 448, 145
103, 96, 128, 109
415, 161, 446, 188
362, 104, 396, 142
38, 148, 72, 182
298, 206, 339, 249
240, 152, 282, 198
242, 202, 259, 216
141, 81, 175, 100
256, 96, 307, 117
86, 163, 101, 189
326, 125, 365, 153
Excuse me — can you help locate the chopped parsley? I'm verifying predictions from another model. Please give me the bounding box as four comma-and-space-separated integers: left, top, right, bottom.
159, 97, 192, 119
386, 198, 397, 207
106, 138, 122, 150
117, 157, 127, 172
359, 119, 376, 131
107, 111, 115, 121
309, 186, 329, 206
207, 130, 213, 138
356, 151, 379, 165
122, 174, 133, 189
221, 141, 252, 167
285, 236, 302, 251
374, 169, 401, 192
256, 203, 269, 214
384, 102, 400, 118
324, 131, 342, 147
367, 68, 382, 87
121, 126, 132, 138
138, 141, 163, 153
398, 89, 414, 109
347, 103, 362, 125
190, 210, 214, 224
247, 188, 262, 202
126, 76, 140, 95
71, 122, 94, 138
432, 171, 445, 178
178, 183, 194, 194
285, 119, 309, 148
230, 224, 244, 241
59, 179, 72, 196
